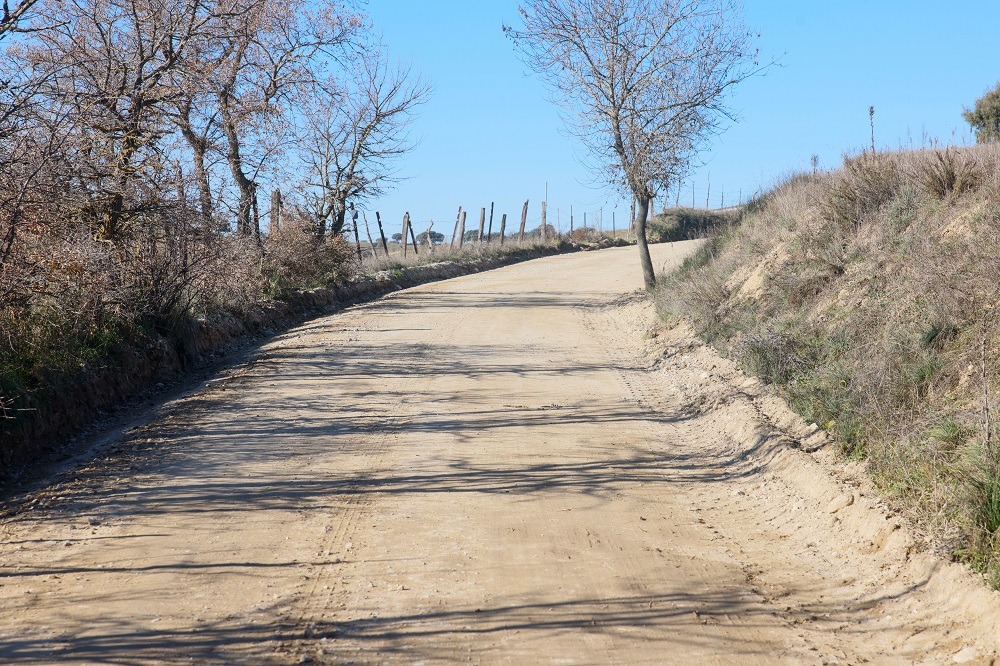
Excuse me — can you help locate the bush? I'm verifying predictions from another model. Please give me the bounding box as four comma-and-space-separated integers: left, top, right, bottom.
263, 223, 357, 296
917, 148, 980, 199
734, 328, 808, 385
823, 151, 902, 228
648, 208, 734, 243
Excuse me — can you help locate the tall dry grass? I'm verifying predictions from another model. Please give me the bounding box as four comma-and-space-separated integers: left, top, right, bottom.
656, 144, 1000, 583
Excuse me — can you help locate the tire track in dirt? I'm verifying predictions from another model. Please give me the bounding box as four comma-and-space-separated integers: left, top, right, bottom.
2, 242, 1000, 665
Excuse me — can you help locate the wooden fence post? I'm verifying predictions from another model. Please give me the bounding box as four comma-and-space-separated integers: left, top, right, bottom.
499, 213, 507, 246
458, 211, 467, 248
352, 215, 363, 261
486, 202, 494, 242
362, 212, 377, 258
270, 189, 282, 231
451, 206, 462, 249
408, 213, 419, 255
518, 199, 528, 242
541, 200, 547, 240
425, 220, 434, 253
477, 207, 485, 243
570, 205, 574, 237
375, 211, 389, 256
401, 212, 410, 258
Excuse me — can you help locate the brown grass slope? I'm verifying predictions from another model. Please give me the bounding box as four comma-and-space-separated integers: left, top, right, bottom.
656, 144, 1000, 584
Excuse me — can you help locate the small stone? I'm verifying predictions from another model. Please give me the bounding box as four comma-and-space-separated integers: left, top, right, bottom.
826, 494, 854, 514
953, 647, 979, 663
87, 518, 101, 526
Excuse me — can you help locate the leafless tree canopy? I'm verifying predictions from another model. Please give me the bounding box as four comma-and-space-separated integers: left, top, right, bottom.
295, 44, 431, 238
506, 0, 761, 288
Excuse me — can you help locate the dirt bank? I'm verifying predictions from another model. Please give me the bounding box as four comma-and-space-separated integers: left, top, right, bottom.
1, 240, 618, 477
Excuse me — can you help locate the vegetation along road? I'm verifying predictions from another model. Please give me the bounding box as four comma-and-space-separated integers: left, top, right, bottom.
2, 243, 1000, 665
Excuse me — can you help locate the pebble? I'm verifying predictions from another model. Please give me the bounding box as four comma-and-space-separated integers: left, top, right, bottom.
953, 647, 979, 663
826, 494, 855, 514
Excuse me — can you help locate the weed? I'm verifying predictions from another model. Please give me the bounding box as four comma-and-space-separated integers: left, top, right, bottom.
824, 151, 902, 228
918, 148, 980, 199
734, 328, 808, 385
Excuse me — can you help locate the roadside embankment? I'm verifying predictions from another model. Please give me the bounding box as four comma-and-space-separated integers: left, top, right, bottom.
0, 238, 627, 477
655, 144, 1000, 584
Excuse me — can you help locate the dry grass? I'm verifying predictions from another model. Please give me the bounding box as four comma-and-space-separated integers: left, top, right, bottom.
656, 143, 1000, 582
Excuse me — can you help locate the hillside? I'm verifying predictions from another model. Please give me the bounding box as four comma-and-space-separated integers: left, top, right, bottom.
656, 145, 1000, 583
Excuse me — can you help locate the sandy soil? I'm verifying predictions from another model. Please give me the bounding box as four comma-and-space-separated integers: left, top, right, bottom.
2, 242, 1000, 665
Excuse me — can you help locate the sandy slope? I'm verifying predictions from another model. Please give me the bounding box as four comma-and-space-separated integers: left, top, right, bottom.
1, 242, 999, 665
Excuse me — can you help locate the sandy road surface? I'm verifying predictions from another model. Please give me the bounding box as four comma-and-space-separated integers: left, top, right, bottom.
2, 243, 1000, 665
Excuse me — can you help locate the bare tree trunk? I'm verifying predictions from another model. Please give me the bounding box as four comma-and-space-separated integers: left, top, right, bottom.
634, 194, 655, 290
191, 144, 214, 224
177, 101, 214, 225
220, 106, 257, 239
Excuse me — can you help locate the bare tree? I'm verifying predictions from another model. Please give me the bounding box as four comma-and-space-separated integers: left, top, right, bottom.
506, 0, 761, 289
295, 45, 430, 238
196, 0, 360, 240
26, 0, 214, 241
0, 0, 38, 40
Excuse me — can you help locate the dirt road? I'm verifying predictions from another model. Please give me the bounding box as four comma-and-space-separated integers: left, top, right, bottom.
2, 243, 1000, 665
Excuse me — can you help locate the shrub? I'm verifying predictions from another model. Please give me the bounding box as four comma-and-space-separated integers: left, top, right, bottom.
734, 328, 808, 385
263, 223, 357, 296
823, 152, 902, 228
648, 208, 734, 243
917, 148, 980, 199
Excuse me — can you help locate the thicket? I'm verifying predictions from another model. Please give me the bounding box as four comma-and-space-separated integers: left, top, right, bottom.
0, 0, 432, 468
656, 145, 1000, 584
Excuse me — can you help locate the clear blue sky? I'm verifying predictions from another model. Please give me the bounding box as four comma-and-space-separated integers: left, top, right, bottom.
361, 1, 1000, 237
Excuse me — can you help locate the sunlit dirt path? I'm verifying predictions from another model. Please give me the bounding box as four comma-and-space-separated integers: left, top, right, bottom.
2, 242, 999, 665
